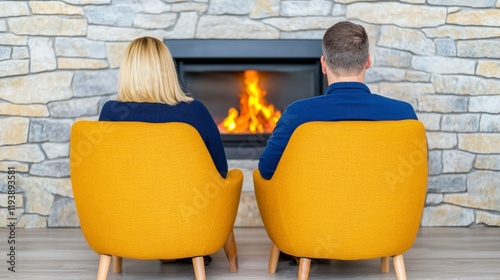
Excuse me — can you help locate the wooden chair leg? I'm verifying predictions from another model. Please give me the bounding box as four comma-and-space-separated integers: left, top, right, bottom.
192, 256, 206, 280
112, 256, 122, 273
393, 254, 407, 280
381, 256, 390, 273
298, 258, 311, 280
268, 243, 280, 274
223, 230, 238, 272
97, 255, 111, 280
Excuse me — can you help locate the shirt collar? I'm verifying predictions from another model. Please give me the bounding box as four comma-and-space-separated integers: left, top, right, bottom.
324, 82, 371, 95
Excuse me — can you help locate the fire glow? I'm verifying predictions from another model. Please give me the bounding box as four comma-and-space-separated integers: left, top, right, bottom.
219, 70, 282, 134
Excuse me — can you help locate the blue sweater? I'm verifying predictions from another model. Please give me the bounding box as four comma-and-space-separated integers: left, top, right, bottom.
99, 100, 228, 178
258, 82, 418, 180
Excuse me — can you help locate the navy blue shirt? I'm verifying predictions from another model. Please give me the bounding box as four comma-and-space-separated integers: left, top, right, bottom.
99, 100, 228, 178
258, 82, 418, 180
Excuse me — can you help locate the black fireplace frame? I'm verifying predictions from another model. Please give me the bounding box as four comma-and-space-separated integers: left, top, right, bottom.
165, 39, 326, 159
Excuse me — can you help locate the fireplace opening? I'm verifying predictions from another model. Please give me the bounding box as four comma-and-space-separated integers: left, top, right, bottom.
166, 39, 326, 159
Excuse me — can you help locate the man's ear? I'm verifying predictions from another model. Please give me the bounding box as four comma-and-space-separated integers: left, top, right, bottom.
366, 55, 372, 70
321, 55, 327, 74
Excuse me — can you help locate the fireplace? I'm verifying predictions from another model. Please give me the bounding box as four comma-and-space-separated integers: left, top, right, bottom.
165, 39, 326, 159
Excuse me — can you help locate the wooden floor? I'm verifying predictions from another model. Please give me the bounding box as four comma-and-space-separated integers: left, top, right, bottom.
1, 227, 499, 279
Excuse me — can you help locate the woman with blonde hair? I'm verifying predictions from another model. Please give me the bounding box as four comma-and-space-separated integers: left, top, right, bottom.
99, 37, 228, 179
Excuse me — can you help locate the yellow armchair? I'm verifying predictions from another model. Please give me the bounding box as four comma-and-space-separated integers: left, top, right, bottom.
70, 121, 243, 280
254, 120, 428, 280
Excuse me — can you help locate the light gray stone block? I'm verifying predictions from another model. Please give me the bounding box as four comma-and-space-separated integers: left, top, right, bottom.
280, 30, 325, 39
263, 16, 339, 32
24, 177, 73, 198
445, 171, 500, 211
134, 0, 171, 14
0, 33, 27, 46
87, 25, 165, 41
374, 48, 412, 68
29, 119, 73, 142
48, 97, 101, 118
48, 197, 79, 227
42, 143, 69, 159
458, 40, 500, 58
16, 214, 47, 228
29, 37, 57, 73
281, 1, 332, 16
480, 114, 500, 132
0, 1, 30, 17
427, 132, 457, 149
8, 16, 87, 36
428, 150, 442, 175
197, 16, 279, 38
425, 193, 443, 205
378, 82, 434, 109
55, 38, 106, 58
404, 71, 431, 82
470, 96, 500, 113
423, 26, 500, 40
417, 113, 440, 131
427, 174, 467, 193
0, 60, 29, 78
432, 75, 500, 95
11, 47, 29, 59
331, 4, 346, 16
435, 38, 456, 56
346, 2, 446, 28
0, 72, 73, 104
30, 159, 70, 178
365, 67, 406, 83
84, 5, 134, 26
0, 46, 10, 61
421, 204, 474, 226
378, 26, 435, 55
63, 0, 111, 4
73, 69, 119, 97
171, 2, 208, 13
25, 184, 54, 215
134, 13, 177, 29
0, 145, 45, 163
0, 20, 5, 32
412, 56, 475, 75
165, 12, 197, 38
475, 155, 500, 170
442, 150, 475, 173
208, 0, 255, 15
441, 114, 480, 132
418, 95, 468, 113
476, 211, 500, 226
428, 0, 496, 7
448, 9, 500, 26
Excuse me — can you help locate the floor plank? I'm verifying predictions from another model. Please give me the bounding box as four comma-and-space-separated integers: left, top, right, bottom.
0, 227, 499, 279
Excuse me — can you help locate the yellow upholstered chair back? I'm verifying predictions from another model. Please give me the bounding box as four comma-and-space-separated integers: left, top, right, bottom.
254, 120, 427, 279
70, 121, 242, 279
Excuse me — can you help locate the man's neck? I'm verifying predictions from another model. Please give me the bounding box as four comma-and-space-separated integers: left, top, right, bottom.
327, 70, 366, 85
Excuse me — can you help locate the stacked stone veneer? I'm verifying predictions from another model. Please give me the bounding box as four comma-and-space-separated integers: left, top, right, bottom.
0, 0, 499, 228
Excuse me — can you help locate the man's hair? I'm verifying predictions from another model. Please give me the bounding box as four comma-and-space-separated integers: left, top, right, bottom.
118, 37, 192, 105
322, 21, 369, 75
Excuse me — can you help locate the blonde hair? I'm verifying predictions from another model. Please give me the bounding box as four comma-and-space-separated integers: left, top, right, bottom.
118, 37, 192, 105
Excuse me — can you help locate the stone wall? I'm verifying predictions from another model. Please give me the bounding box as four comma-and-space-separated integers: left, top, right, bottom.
0, 0, 499, 228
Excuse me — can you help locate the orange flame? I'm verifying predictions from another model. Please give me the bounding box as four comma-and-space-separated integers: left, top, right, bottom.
219, 70, 281, 134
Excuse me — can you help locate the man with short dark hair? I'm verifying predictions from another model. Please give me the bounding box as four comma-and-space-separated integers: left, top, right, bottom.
258, 21, 418, 180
